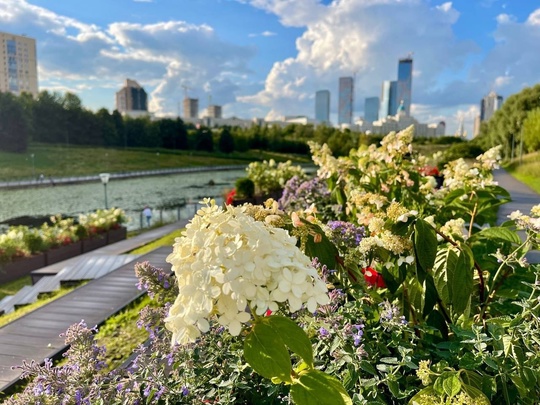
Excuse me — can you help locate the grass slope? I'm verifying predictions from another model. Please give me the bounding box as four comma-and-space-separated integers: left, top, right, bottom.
0, 144, 310, 181
504, 151, 540, 193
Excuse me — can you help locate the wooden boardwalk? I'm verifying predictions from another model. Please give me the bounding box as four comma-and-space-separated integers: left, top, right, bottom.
0, 221, 187, 394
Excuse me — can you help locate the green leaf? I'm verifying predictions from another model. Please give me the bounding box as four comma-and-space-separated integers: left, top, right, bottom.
267, 316, 314, 368
244, 322, 292, 383
290, 369, 352, 405
414, 218, 438, 274
449, 243, 474, 314
303, 224, 339, 270
471, 226, 522, 245
433, 247, 456, 304
442, 375, 461, 397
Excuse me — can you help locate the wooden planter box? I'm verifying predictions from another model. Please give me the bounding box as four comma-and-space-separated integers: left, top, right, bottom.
81, 234, 107, 253
107, 227, 127, 244
45, 242, 83, 266
0, 253, 47, 284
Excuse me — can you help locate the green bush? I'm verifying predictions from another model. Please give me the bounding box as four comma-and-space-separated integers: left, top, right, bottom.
442, 142, 484, 163
235, 177, 255, 198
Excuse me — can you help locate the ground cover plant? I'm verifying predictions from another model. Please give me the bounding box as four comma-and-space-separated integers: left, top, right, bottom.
6, 126, 540, 404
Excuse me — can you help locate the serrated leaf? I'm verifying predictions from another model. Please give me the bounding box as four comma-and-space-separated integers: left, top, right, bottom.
267, 316, 314, 368
291, 369, 352, 405
244, 322, 292, 383
471, 226, 522, 245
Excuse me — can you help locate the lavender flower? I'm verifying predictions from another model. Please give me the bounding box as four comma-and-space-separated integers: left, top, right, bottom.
379, 301, 408, 331
279, 176, 330, 212
326, 220, 364, 250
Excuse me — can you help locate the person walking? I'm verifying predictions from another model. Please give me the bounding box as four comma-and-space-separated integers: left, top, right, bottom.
143, 206, 152, 227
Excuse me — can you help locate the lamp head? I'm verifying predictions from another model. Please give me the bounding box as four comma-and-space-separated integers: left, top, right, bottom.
99, 173, 110, 184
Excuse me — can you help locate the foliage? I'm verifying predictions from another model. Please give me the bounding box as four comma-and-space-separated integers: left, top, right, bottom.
235, 177, 255, 198
503, 150, 540, 193
246, 159, 306, 195
0, 92, 30, 153
477, 83, 540, 157
522, 108, 540, 153
5, 127, 540, 404
0, 208, 127, 264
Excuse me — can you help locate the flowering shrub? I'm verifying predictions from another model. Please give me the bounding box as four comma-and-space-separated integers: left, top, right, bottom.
0, 208, 127, 264
246, 159, 306, 195
6, 127, 540, 404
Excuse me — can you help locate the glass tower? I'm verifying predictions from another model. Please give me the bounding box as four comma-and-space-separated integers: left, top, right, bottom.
364, 97, 379, 122
396, 57, 413, 116
338, 77, 354, 125
315, 90, 330, 124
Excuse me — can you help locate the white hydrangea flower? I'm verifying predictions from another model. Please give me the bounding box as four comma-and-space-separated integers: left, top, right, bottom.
164, 199, 329, 345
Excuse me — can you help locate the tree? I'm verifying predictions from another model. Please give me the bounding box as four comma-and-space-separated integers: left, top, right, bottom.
522, 108, 540, 153
112, 110, 126, 148
218, 127, 235, 153
33, 91, 66, 144
96, 108, 120, 146
0, 92, 30, 152
477, 83, 540, 158
195, 128, 214, 152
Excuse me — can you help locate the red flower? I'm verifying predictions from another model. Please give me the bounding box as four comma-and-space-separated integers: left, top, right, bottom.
420, 165, 440, 177
361, 267, 386, 288
265, 309, 272, 316
225, 189, 236, 205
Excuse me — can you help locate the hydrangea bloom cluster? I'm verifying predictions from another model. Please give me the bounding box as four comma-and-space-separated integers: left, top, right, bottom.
165, 199, 330, 344
246, 159, 306, 195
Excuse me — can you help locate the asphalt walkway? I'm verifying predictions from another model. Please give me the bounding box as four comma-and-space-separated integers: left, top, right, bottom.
0, 220, 187, 395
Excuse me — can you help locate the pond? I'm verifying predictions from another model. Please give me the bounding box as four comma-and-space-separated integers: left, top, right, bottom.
0, 168, 247, 231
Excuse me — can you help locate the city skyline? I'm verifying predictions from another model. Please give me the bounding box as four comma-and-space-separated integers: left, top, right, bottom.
0, 0, 539, 137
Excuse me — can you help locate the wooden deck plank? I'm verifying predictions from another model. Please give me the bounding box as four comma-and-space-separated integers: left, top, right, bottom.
0, 241, 177, 394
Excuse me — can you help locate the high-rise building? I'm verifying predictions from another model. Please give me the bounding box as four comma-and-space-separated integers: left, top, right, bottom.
315, 90, 330, 124
0, 31, 38, 96
116, 79, 148, 112
183, 98, 199, 118
389, 81, 398, 116
338, 77, 354, 125
364, 97, 379, 122
379, 81, 391, 118
396, 57, 413, 116
480, 91, 503, 122
207, 104, 222, 119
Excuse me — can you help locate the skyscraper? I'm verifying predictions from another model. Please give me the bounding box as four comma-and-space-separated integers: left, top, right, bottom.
364, 97, 379, 122
338, 77, 354, 125
389, 81, 398, 116
379, 81, 391, 118
315, 90, 330, 124
396, 57, 413, 116
207, 104, 222, 119
480, 91, 504, 122
116, 79, 148, 112
0, 31, 38, 96
183, 98, 199, 118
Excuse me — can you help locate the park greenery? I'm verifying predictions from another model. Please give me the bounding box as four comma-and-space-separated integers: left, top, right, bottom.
477, 83, 540, 158
5, 126, 540, 404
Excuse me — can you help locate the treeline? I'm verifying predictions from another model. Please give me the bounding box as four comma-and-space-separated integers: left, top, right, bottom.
0, 90, 356, 156
477, 83, 540, 157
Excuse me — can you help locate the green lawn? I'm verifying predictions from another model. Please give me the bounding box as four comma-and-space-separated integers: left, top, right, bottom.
504, 151, 540, 193
0, 144, 310, 181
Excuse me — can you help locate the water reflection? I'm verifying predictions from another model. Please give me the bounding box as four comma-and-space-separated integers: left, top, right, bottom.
0, 169, 246, 231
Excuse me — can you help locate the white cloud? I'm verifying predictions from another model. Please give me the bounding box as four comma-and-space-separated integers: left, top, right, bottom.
248, 30, 277, 37
0, 0, 255, 115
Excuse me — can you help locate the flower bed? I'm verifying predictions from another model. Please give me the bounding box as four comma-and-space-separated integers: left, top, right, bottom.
0, 208, 127, 284
7, 127, 540, 405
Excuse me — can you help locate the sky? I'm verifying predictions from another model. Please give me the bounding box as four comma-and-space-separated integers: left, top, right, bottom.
2, 0, 540, 136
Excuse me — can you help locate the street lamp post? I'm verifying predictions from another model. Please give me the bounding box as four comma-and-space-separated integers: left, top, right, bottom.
99, 173, 110, 209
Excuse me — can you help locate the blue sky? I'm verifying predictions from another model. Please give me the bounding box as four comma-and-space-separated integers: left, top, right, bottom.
2, 0, 540, 136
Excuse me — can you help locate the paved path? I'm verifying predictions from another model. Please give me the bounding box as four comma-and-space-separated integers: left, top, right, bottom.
0, 221, 187, 395
493, 169, 540, 263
